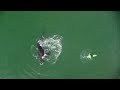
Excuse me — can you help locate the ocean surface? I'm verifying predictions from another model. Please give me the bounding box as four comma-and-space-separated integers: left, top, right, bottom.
0, 11, 120, 79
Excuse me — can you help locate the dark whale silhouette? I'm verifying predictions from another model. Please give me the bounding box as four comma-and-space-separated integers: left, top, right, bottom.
36, 42, 51, 64
37, 43, 45, 63
37, 43, 44, 56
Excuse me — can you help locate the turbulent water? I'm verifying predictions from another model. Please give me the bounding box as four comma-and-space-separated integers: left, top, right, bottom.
31, 34, 63, 65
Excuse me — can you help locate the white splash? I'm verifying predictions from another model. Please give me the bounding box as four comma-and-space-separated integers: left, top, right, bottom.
80, 49, 97, 63
31, 34, 63, 65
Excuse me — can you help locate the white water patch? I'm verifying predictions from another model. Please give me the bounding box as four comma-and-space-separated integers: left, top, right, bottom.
80, 49, 97, 63
31, 34, 63, 65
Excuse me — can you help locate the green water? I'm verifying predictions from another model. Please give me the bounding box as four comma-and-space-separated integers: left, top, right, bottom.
0, 11, 120, 79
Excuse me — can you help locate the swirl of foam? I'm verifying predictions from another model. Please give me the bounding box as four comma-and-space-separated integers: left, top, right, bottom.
31, 34, 63, 65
